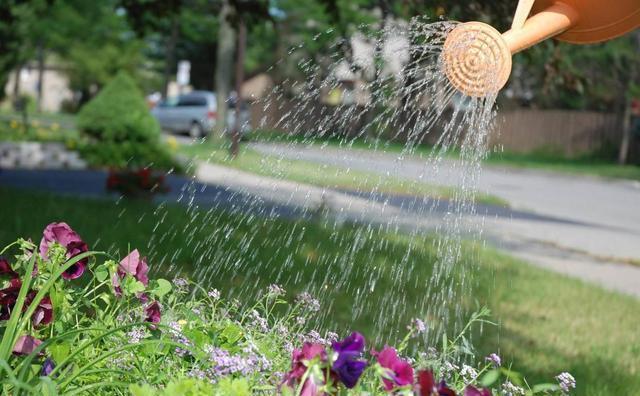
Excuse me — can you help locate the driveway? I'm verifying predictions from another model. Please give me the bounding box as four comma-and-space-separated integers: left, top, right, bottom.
251, 142, 640, 296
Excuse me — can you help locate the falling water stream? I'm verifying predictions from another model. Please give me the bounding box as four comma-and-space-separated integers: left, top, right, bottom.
123, 19, 499, 347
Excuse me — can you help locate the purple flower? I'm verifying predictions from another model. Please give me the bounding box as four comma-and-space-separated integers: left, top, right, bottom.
464, 385, 491, 396
376, 346, 414, 391
485, 353, 501, 368
13, 335, 42, 355
39, 222, 88, 280
41, 358, 55, 376
145, 301, 161, 328
331, 332, 367, 388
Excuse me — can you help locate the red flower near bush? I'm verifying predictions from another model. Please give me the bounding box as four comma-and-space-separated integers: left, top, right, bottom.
106, 168, 169, 198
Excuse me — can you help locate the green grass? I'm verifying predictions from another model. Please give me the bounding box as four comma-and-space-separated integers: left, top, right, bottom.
250, 130, 640, 181
1, 187, 638, 395
177, 137, 508, 207
484, 151, 640, 181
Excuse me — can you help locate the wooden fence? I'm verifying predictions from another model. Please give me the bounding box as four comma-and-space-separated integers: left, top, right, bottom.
249, 99, 623, 157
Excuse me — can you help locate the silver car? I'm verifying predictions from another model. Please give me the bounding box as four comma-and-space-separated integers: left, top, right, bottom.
151, 90, 251, 138
152, 91, 217, 138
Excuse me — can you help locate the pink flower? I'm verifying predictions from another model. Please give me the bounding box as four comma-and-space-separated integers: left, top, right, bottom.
376, 346, 414, 391
118, 249, 149, 285
113, 249, 149, 296
13, 335, 42, 355
39, 222, 88, 280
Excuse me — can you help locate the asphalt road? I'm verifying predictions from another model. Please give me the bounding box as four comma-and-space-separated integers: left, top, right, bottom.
251, 142, 640, 296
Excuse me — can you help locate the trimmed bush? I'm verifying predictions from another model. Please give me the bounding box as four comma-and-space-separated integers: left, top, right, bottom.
77, 72, 177, 170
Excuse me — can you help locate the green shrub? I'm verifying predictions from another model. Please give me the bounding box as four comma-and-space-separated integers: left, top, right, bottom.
77, 72, 177, 170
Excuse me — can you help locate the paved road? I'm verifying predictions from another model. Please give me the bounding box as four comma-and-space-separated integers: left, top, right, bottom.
251, 142, 640, 296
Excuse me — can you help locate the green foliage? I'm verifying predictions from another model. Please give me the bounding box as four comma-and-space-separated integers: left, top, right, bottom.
76, 72, 177, 170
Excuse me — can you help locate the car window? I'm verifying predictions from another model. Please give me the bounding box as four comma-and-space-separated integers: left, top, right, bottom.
177, 96, 207, 107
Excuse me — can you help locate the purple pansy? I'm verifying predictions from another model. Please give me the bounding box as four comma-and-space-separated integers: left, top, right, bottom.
39, 222, 89, 280
41, 358, 55, 376
376, 346, 414, 391
331, 332, 367, 388
27, 293, 53, 327
145, 301, 161, 328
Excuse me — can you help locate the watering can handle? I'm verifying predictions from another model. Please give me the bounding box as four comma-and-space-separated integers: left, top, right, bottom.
511, 0, 536, 30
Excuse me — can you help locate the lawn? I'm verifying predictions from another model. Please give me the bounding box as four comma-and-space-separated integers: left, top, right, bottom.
177, 137, 508, 206
0, 187, 638, 395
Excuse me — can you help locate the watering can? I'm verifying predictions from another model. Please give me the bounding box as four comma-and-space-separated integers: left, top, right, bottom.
442, 0, 640, 97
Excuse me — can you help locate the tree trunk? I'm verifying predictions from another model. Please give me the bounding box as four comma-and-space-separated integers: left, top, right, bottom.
230, 19, 246, 157
618, 90, 633, 165
214, 0, 236, 140
12, 63, 22, 110
36, 44, 45, 112
162, 17, 179, 99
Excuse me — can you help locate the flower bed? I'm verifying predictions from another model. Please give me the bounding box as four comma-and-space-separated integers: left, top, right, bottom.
0, 223, 575, 395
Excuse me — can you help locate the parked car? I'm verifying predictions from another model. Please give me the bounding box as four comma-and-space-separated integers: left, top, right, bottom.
151, 90, 250, 138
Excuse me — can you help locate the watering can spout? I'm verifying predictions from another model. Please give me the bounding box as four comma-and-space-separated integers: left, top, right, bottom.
442, 0, 640, 97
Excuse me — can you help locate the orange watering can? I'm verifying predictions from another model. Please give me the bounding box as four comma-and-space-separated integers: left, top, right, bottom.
442, 0, 640, 97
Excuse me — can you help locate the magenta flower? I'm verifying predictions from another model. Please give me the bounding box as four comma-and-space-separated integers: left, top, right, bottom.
145, 301, 161, 328
285, 343, 326, 382
283, 342, 326, 391
376, 346, 414, 391
331, 332, 367, 388
39, 222, 89, 280
13, 335, 42, 355
464, 385, 491, 396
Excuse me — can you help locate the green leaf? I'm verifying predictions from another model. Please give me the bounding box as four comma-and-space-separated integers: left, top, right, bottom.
125, 279, 145, 294
152, 279, 172, 297
220, 323, 243, 346
49, 341, 71, 363
479, 369, 501, 387
532, 383, 561, 393
129, 383, 156, 396
95, 266, 109, 282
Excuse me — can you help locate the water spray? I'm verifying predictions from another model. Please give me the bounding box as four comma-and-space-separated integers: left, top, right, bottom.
442, 0, 640, 97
